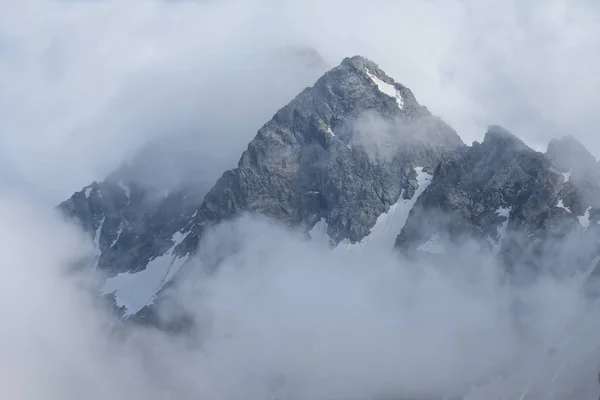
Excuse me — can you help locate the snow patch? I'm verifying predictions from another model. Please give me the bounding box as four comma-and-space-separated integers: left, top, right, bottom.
497, 206, 510, 218
578, 206, 592, 229
84, 187, 93, 198
327, 127, 336, 137
365, 68, 404, 110
91, 217, 105, 269
562, 170, 572, 183
337, 167, 432, 251
557, 198, 571, 213
110, 225, 123, 248
101, 230, 191, 316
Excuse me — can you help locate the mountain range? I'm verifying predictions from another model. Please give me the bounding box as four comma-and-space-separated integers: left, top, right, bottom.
58, 55, 600, 322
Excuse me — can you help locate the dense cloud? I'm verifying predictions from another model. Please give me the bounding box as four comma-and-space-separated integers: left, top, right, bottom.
2, 0, 600, 201
2, 201, 600, 399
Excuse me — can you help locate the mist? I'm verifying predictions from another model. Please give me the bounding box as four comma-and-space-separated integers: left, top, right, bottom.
3, 0, 600, 399
2, 200, 600, 399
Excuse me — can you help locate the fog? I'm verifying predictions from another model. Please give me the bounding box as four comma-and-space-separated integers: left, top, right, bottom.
3, 0, 600, 399
2, 199, 600, 399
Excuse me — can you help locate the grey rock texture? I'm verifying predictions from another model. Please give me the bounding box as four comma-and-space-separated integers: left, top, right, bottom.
58, 136, 209, 275
58, 53, 600, 321
195, 55, 464, 244
395, 126, 600, 282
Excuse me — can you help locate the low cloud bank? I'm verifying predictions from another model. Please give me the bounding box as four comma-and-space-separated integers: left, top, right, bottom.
2, 199, 600, 399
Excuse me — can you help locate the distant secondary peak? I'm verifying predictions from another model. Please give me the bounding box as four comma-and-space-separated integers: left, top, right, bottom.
341, 55, 380, 70
546, 135, 597, 173
482, 125, 529, 151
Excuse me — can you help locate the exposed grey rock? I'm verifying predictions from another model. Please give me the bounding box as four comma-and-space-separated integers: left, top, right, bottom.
195, 55, 464, 245
395, 125, 600, 282
58, 136, 210, 318
58, 55, 464, 317
58, 134, 211, 282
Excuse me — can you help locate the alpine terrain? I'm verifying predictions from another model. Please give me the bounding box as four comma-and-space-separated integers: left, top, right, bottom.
59, 55, 600, 326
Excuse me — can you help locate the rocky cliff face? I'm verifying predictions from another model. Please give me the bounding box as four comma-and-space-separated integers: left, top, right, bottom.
59, 55, 464, 316
195, 56, 464, 245
58, 137, 209, 316
395, 126, 600, 283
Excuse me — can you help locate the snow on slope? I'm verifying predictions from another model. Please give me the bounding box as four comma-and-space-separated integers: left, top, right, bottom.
578, 206, 592, 229
334, 167, 432, 251
91, 217, 105, 269
110, 225, 123, 248
557, 198, 571, 213
101, 231, 190, 316
104, 166, 431, 317
365, 68, 404, 110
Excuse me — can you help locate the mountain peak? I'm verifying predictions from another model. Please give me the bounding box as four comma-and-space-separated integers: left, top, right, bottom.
340, 55, 402, 93
265, 55, 443, 151
546, 135, 597, 173
482, 125, 529, 152
206, 55, 464, 242
60, 55, 465, 318
341, 55, 382, 74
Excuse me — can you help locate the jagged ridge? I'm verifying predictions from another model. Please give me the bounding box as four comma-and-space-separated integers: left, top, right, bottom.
60, 55, 464, 317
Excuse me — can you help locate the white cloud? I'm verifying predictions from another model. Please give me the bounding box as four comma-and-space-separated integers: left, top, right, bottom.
3, 0, 600, 202
0, 193, 599, 398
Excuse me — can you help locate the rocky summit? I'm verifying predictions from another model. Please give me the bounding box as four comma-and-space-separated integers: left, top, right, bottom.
59, 54, 600, 319
195, 55, 464, 244
59, 55, 464, 317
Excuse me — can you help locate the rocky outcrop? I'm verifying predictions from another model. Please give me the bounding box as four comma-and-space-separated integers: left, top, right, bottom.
59, 52, 600, 317
395, 126, 600, 282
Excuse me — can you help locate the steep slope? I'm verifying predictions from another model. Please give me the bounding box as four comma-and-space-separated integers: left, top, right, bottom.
59, 55, 464, 316
194, 55, 464, 246
58, 137, 209, 315
395, 126, 600, 281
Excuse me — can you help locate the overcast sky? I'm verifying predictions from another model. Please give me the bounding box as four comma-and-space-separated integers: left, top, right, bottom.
1, 0, 600, 204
